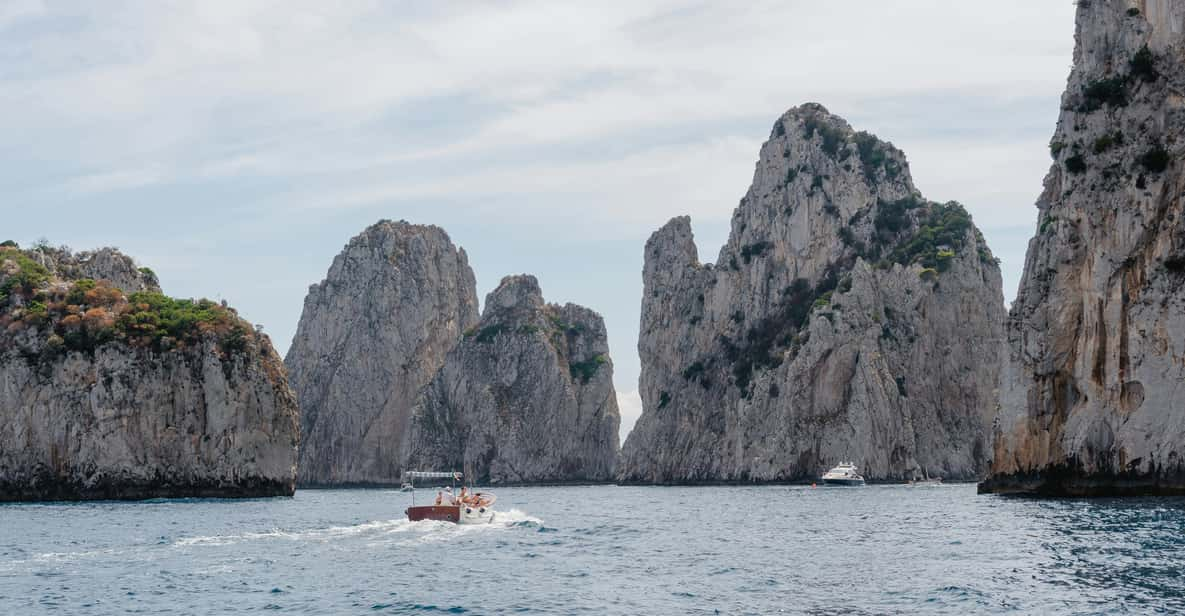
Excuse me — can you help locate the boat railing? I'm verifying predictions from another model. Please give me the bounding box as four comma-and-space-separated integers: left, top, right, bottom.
403, 470, 462, 506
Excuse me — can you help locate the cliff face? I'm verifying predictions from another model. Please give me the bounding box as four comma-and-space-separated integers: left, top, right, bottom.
403, 275, 620, 483
285, 221, 479, 485
0, 244, 298, 501
618, 104, 1005, 483
981, 1, 1185, 495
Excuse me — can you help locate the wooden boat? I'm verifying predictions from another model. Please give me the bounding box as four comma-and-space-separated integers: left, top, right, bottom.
402, 471, 497, 524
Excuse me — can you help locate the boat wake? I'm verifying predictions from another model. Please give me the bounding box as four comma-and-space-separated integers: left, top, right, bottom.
171, 509, 544, 549
173, 518, 409, 547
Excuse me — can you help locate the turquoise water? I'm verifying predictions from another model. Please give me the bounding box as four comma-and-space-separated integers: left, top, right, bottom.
2, 484, 1184, 614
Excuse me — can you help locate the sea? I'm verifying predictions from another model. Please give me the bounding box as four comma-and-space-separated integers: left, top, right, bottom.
2, 484, 1183, 615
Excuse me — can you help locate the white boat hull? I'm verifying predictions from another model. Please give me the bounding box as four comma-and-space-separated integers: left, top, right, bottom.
459, 504, 495, 524
820, 461, 865, 486
822, 477, 865, 486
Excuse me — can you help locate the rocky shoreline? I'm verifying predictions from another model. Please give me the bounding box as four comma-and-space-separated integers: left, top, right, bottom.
0, 477, 296, 503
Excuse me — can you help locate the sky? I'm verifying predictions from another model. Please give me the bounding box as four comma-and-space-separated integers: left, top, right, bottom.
1, 1, 1077, 443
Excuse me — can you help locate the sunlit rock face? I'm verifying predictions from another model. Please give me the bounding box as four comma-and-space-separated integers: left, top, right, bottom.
286, 221, 479, 485
618, 104, 1005, 484
980, 1, 1185, 495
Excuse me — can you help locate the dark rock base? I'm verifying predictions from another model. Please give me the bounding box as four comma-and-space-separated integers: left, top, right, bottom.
0, 477, 295, 502
978, 465, 1185, 497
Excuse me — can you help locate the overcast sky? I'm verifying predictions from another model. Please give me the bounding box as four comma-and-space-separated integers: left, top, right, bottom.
2, 1, 1076, 442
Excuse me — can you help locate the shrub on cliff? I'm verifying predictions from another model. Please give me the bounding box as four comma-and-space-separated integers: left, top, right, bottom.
2, 273, 253, 356
0, 250, 50, 302
569, 354, 607, 384
874, 196, 921, 235
137, 266, 159, 287
1079, 76, 1128, 112
885, 201, 974, 272
802, 114, 847, 159
1093, 132, 1123, 154
473, 324, 507, 343
1139, 145, 1169, 173
740, 241, 772, 264
1130, 45, 1158, 82
118, 292, 244, 351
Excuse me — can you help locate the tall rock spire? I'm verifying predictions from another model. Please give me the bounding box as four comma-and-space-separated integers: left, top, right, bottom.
980, 1, 1185, 495
286, 220, 479, 485
619, 104, 1005, 483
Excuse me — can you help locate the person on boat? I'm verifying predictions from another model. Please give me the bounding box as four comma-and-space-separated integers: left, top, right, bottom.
434, 491, 444, 506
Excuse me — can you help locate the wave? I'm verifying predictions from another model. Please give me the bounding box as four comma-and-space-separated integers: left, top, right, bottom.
172, 509, 545, 549
174, 518, 411, 547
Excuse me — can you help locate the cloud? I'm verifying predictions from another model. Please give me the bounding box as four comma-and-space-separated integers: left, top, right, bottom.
2, 1, 1073, 210
286, 135, 760, 228
0, 0, 43, 30
616, 389, 644, 443
65, 164, 168, 194
0, 1, 1077, 412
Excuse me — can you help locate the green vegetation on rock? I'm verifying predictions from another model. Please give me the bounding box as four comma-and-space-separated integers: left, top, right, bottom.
885, 201, 975, 272
1080, 76, 1128, 111
1140, 145, 1169, 173
569, 354, 607, 384
1075, 47, 1158, 113
802, 114, 847, 159
1130, 45, 1158, 82
1, 247, 254, 356
473, 324, 508, 343
740, 241, 772, 264
1093, 132, 1123, 154
1065, 154, 1087, 174
0, 248, 50, 303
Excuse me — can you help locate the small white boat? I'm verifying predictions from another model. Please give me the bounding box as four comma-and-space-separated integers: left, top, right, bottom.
402, 471, 497, 524
821, 462, 865, 486
399, 482, 414, 492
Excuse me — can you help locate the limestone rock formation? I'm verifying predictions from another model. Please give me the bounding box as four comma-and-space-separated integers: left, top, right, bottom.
0, 242, 298, 501
285, 221, 479, 485
980, 1, 1185, 495
30, 245, 160, 294
618, 104, 1005, 483
403, 275, 620, 483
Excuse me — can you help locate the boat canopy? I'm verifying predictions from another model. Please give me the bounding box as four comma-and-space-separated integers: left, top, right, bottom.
402, 471, 462, 480
403, 471, 463, 506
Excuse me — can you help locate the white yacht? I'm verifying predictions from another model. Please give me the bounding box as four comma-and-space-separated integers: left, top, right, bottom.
821, 462, 865, 486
